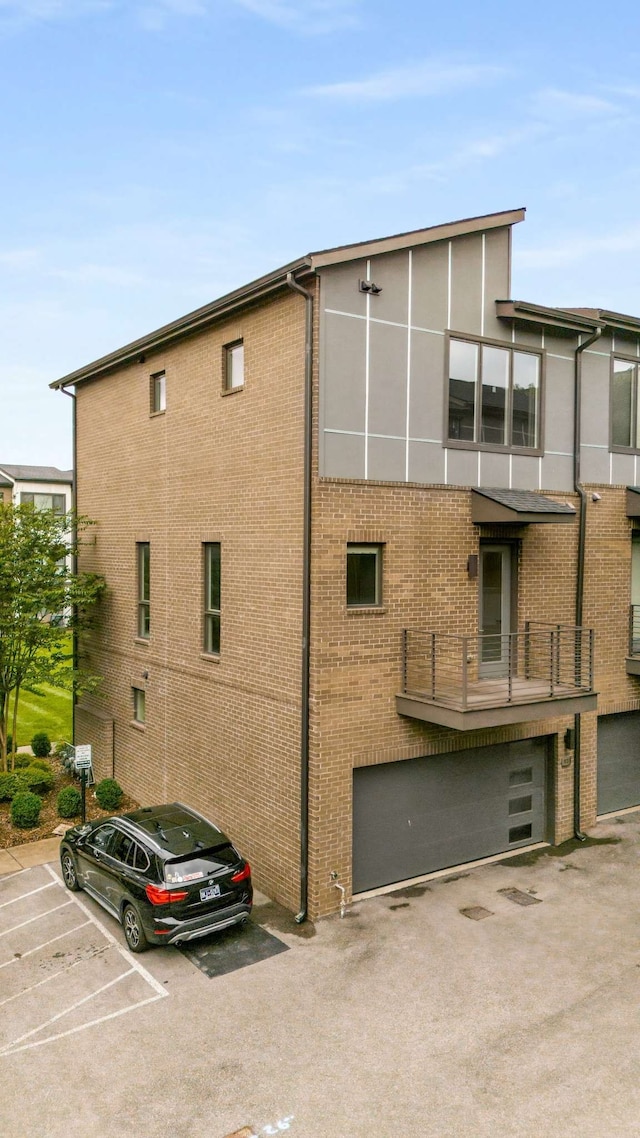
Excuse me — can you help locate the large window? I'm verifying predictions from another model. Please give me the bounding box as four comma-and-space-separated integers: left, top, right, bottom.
347, 544, 382, 608
611, 357, 640, 449
203, 542, 221, 654
137, 542, 150, 639
20, 492, 66, 513
447, 337, 541, 450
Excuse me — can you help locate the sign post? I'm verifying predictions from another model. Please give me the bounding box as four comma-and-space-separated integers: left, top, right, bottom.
74, 745, 93, 824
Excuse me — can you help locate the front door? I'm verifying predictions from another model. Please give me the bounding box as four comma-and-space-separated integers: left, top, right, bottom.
479, 544, 512, 677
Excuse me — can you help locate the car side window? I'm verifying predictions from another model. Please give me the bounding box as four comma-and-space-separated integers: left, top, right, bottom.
110, 831, 136, 866
134, 844, 151, 873
86, 824, 117, 853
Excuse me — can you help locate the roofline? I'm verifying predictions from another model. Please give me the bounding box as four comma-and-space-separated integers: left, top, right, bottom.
51, 208, 526, 390
50, 256, 313, 389
0, 467, 73, 485
497, 300, 640, 336
308, 207, 526, 268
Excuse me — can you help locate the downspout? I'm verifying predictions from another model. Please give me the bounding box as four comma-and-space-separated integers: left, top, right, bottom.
573, 324, 604, 840
60, 385, 78, 749
286, 271, 314, 924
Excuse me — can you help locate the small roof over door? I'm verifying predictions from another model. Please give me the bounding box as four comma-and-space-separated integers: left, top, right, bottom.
471, 487, 577, 524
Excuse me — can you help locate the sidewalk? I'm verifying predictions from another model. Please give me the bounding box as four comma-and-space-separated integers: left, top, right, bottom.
0, 835, 60, 874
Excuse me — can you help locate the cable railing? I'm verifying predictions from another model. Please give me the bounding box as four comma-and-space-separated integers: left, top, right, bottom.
402, 622, 594, 711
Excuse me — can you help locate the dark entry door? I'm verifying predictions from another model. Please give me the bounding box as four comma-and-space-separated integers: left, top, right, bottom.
597, 712, 640, 814
352, 738, 548, 894
479, 544, 512, 678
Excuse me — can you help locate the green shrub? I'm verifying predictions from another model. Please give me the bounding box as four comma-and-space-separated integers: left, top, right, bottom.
31, 733, 52, 758
14, 765, 55, 796
0, 772, 17, 801
11, 791, 42, 829
30, 758, 53, 773
57, 785, 82, 819
6, 735, 12, 753
95, 778, 123, 811
11, 753, 31, 769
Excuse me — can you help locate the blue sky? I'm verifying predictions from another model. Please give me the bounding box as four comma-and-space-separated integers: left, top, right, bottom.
2, 0, 640, 467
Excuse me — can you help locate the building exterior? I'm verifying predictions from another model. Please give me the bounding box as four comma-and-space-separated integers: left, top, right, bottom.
0, 464, 73, 511
51, 208, 640, 918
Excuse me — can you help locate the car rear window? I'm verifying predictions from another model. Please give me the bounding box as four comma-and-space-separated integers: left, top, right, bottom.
163, 844, 239, 884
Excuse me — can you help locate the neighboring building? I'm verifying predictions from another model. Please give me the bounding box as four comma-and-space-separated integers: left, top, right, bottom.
50, 207, 640, 918
0, 464, 73, 511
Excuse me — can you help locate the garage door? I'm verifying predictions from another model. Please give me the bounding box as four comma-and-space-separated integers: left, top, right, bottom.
352, 738, 548, 894
597, 712, 640, 815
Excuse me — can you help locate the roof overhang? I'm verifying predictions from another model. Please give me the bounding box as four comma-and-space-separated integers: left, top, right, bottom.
495, 300, 601, 335
472, 487, 577, 525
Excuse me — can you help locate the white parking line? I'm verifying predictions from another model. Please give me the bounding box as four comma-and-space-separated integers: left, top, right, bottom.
0, 900, 72, 938
0, 921, 91, 970
0, 882, 56, 909
0, 945, 109, 1008
1, 969, 137, 1053
45, 864, 169, 998
1, 994, 164, 1057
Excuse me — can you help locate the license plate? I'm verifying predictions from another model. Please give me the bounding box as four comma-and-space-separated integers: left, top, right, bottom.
200, 884, 221, 901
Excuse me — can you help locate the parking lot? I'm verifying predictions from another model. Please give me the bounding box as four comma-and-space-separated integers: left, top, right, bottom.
3, 818, 640, 1137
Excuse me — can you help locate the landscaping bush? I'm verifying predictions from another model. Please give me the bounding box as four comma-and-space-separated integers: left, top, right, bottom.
11, 753, 31, 769
95, 778, 123, 811
11, 791, 43, 829
31, 732, 52, 758
57, 785, 82, 819
14, 765, 55, 796
0, 772, 17, 801
30, 758, 53, 773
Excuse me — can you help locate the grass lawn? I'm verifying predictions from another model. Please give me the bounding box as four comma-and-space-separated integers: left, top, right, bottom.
13, 683, 72, 750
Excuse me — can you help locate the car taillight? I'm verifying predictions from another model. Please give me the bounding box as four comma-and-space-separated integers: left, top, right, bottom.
145, 883, 188, 905
231, 862, 251, 883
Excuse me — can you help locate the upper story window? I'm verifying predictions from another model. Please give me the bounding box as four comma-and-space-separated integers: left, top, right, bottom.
611, 357, 640, 450
136, 542, 150, 639
224, 340, 244, 391
20, 492, 66, 514
133, 686, 146, 724
203, 542, 221, 654
447, 336, 541, 452
151, 371, 166, 414
347, 544, 382, 608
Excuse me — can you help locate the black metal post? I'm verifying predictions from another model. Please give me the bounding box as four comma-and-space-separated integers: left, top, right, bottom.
81, 769, 87, 824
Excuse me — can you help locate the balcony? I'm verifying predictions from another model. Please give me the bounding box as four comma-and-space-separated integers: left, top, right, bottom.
397, 622, 597, 730
626, 605, 640, 675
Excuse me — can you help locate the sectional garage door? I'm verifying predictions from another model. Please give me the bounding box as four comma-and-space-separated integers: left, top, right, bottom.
352, 738, 549, 894
597, 712, 640, 815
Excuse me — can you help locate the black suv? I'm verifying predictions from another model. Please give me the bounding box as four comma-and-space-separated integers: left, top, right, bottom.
59, 802, 253, 952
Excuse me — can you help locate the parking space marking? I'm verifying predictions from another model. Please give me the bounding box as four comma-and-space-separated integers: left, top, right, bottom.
0, 899, 73, 938
2, 968, 137, 1053
0, 921, 91, 970
1, 993, 164, 1057
45, 864, 169, 998
0, 881, 56, 908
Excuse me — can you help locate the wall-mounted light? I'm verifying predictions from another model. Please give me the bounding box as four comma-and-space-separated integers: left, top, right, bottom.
467, 554, 478, 579
592, 492, 602, 502
359, 280, 382, 295
142, 670, 150, 680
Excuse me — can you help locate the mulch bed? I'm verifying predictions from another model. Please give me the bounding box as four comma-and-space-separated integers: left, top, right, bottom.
0, 752, 138, 849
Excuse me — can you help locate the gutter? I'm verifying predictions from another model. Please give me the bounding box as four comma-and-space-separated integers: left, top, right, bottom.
286, 271, 314, 924
573, 324, 604, 840
59, 386, 78, 749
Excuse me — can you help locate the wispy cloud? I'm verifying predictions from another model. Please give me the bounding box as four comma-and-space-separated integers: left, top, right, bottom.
303, 59, 508, 102
519, 224, 640, 269
530, 86, 624, 121
229, 0, 360, 33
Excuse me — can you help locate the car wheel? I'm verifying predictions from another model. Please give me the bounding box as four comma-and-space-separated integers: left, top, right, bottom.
60, 848, 81, 892
122, 904, 149, 953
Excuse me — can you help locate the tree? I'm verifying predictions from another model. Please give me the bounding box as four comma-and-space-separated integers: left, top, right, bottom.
0, 502, 105, 771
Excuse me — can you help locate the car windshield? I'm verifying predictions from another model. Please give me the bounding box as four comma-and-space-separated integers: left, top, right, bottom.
163, 844, 239, 884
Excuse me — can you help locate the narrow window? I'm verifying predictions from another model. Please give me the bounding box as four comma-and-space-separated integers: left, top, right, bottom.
347, 544, 382, 608
612, 359, 636, 447
151, 371, 166, 414
133, 687, 146, 724
204, 542, 221, 654
137, 542, 150, 639
224, 340, 244, 391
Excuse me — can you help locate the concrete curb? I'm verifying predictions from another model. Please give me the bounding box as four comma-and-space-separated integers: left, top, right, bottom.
0, 836, 60, 876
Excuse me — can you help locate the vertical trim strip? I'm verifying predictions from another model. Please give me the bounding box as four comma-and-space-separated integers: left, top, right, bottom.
447, 241, 452, 329
480, 233, 485, 336
364, 258, 371, 479
405, 250, 412, 482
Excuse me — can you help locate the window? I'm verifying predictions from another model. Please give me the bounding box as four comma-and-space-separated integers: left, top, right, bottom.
224, 340, 244, 391
347, 544, 382, 607
447, 337, 541, 450
133, 687, 146, 724
203, 542, 221, 654
20, 492, 66, 514
611, 357, 640, 449
151, 371, 166, 414
137, 542, 150, 638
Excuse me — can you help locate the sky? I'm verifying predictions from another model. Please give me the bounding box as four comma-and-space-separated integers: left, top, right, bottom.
2, 0, 640, 468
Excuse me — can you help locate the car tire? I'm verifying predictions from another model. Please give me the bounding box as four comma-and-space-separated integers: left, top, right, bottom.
122, 904, 149, 953
60, 848, 81, 892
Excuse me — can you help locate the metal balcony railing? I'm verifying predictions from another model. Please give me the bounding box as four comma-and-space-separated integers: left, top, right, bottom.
402, 621, 594, 712
629, 605, 640, 657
